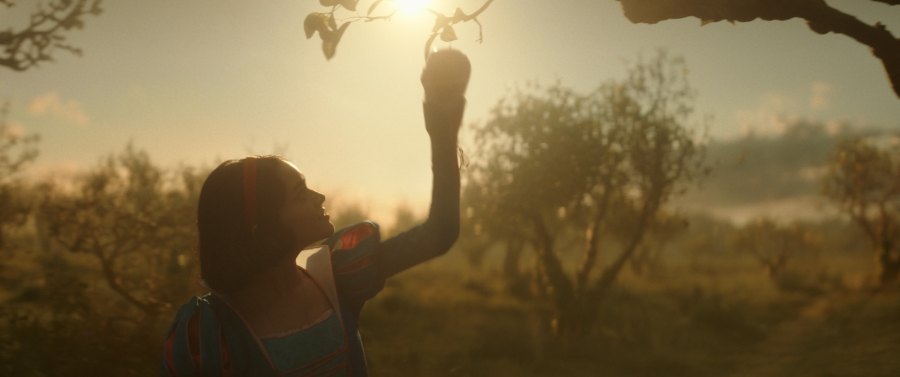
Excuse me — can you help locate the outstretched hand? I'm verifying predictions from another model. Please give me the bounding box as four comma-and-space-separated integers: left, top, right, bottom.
421, 49, 470, 104
421, 49, 470, 139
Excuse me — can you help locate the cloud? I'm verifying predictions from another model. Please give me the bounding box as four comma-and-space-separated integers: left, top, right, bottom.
809, 81, 833, 111
735, 93, 799, 136
27, 92, 90, 126
28, 160, 84, 188
734, 80, 840, 137
2, 120, 26, 138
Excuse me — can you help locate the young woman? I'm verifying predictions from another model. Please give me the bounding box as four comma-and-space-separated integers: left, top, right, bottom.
161, 49, 470, 377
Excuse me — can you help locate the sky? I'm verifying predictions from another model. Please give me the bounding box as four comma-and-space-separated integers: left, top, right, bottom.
2, 0, 899, 221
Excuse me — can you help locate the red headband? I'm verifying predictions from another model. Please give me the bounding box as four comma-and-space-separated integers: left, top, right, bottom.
242, 158, 258, 230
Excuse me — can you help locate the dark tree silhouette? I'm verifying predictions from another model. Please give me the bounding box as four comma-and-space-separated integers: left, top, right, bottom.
0, 103, 38, 248
0, 0, 102, 71
39, 145, 202, 320
732, 218, 821, 278
823, 137, 900, 284
468, 51, 707, 339
617, 0, 900, 99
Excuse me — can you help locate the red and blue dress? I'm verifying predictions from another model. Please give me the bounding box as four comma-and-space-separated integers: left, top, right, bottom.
161, 221, 390, 377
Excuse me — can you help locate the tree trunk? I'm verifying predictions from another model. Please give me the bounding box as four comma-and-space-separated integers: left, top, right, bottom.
592, 202, 656, 301
878, 243, 900, 284
503, 238, 524, 280
504, 238, 532, 298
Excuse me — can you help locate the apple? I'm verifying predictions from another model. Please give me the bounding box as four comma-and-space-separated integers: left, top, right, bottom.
421, 49, 471, 103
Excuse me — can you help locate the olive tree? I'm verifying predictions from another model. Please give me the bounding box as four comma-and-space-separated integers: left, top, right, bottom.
467, 50, 707, 339
38, 144, 203, 321
823, 137, 900, 284
0, 103, 38, 249
732, 218, 821, 278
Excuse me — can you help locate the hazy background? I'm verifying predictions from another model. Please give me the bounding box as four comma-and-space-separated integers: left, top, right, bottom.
2, 1, 900, 376
2, 0, 898, 222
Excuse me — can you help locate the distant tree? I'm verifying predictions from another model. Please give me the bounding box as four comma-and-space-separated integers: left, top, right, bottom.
732, 218, 821, 278
468, 50, 706, 339
0, 103, 38, 249
0, 0, 103, 71
304, 0, 493, 60
616, 0, 900, 99
628, 210, 688, 276
330, 199, 371, 230
38, 144, 203, 321
384, 202, 421, 237
822, 137, 900, 284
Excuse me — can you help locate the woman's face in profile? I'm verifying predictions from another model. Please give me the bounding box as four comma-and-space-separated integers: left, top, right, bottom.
276, 161, 335, 248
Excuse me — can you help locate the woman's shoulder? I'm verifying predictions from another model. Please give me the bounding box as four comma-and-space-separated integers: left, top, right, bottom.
324, 222, 386, 307
162, 294, 260, 376
326, 221, 380, 252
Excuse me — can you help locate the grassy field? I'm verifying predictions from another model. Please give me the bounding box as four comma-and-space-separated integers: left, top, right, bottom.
2, 241, 899, 376
358, 251, 900, 377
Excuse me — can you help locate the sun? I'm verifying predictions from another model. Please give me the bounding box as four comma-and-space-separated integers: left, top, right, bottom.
393, 0, 430, 16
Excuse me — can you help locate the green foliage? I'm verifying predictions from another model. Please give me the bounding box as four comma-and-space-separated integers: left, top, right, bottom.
304, 0, 494, 60
360, 257, 896, 377
732, 218, 821, 278
823, 136, 900, 284
0, 249, 163, 377
0, 0, 104, 71
38, 144, 204, 319
0, 142, 203, 376
0, 135, 894, 375
0, 103, 39, 248
466, 49, 707, 338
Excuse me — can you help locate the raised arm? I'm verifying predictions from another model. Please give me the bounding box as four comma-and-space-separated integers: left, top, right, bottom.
376, 49, 470, 278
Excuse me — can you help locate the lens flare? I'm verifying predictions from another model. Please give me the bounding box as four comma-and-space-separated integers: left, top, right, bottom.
394, 0, 429, 16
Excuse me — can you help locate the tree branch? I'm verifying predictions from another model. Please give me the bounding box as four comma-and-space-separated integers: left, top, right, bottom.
0, 0, 103, 71
530, 212, 575, 309
575, 190, 611, 291
591, 200, 653, 300
617, 0, 900, 98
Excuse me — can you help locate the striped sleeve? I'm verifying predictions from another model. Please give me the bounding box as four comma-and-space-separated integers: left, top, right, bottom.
326, 221, 386, 314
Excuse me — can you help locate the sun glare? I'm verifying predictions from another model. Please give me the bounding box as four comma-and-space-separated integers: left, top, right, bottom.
394, 0, 430, 16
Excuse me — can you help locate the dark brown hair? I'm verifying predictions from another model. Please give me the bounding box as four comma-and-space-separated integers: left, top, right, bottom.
197, 156, 297, 292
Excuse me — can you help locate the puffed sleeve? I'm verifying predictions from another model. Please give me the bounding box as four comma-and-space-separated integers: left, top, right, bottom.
325, 221, 386, 315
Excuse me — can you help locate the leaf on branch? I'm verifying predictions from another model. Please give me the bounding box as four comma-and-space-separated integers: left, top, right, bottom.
61, 17, 85, 30
90, 0, 103, 15
452, 7, 467, 22
321, 22, 351, 60
440, 25, 458, 42
322, 39, 337, 59
432, 15, 450, 33
55, 43, 83, 57
339, 0, 358, 11
319, 0, 340, 6
304, 13, 328, 39
367, 0, 384, 16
